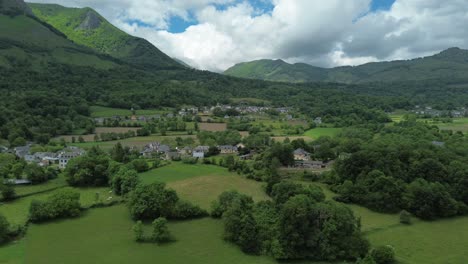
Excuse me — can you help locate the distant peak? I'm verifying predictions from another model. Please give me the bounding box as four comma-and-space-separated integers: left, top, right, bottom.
434, 47, 468, 61
76, 10, 102, 30
0, 0, 33, 16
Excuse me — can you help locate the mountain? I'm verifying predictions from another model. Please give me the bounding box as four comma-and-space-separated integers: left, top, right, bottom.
225, 48, 468, 83
28, 3, 182, 69
0, 2, 123, 70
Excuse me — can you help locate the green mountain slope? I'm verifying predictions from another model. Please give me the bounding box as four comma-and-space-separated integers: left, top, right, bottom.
225, 48, 468, 83
29, 3, 182, 70
0, 13, 120, 70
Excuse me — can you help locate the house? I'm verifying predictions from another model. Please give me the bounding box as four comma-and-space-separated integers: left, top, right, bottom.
239, 153, 253, 160
193, 146, 210, 158
165, 151, 181, 161
295, 160, 326, 169
58, 147, 85, 169
178, 146, 193, 156
218, 145, 238, 154
140, 142, 170, 158
294, 148, 311, 161
0, 146, 7, 153
314, 117, 322, 125
14, 144, 31, 158
236, 143, 246, 149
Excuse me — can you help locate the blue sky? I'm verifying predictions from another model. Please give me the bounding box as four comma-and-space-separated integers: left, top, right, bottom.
167, 0, 396, 33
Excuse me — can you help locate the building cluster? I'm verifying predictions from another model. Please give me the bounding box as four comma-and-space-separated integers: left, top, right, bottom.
13, 144, 85, 169
413, 106, 467, 118
293, 148, 329, 169
211, 104, 292, 115
140, 142, 245, 160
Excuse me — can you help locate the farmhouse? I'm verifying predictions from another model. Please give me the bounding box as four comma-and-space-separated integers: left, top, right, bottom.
294, 148, 311, 161
178, 146, 192, 155
218, 145, 238, 154
14, 144, 32, 158
193, 146, 209, 158
140, 142, 170, 158
58, 147, 85, 169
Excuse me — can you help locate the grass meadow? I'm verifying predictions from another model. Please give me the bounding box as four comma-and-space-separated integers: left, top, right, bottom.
303, 128, 342, 139
2, 163, 468, 264
90, 106, 167, 118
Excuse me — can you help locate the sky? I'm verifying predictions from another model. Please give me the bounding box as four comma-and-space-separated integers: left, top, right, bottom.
28, 0, 468, 72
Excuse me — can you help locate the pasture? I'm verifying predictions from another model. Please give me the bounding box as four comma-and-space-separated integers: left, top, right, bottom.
199, 123, 227, 132
0, 187, 112, 225
90, 106, 166, 118
139, 163, 269, 209
303, 128, 342, 139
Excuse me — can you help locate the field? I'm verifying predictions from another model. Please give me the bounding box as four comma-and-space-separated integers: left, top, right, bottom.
435, 118, 468, 133
2, 163, 468, 264
271, 136, 312, 142
199, 123, 227, 132
303, 128, 342, 139
90, 106, 166, 118
58, 127, 141, 143
0, 187, 112, 226
139, 163, 269, 209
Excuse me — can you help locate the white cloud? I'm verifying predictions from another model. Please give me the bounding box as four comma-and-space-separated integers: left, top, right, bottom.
28, 0, 468, 71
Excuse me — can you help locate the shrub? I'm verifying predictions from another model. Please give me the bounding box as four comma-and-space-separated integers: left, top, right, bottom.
132, 220, 144, 242
29, 189, 81, 223
399, 210, 411, 224
151, 217, 172, 243
371, 245, 395, 264
0, 184, 16, 201
170, 200, 208, 219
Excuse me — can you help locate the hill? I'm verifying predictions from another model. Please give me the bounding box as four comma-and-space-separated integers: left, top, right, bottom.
28, 3, 182, 70
225, 48, 468, 83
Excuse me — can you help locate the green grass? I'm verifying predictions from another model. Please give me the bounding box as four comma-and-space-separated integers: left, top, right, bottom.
140, 163, 269, 209
14, 176, 67, 196
90, 106, 166, 118
20, 205, 324, 264
0, 187, 112, 225
139, 163, 231, 184
0, 239, 25, 264
303, 128, 342, 139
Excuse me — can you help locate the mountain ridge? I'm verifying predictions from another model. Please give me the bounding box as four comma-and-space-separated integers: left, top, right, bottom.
225, 47, 468, 83
28, 3, 182, 70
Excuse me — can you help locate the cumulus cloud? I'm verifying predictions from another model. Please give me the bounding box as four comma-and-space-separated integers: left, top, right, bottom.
28, 0, 468, 71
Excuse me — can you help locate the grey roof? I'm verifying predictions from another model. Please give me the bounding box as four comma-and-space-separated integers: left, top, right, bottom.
218, 145, 238, 151
294, 148, 310, 155
432, 141, 445, 147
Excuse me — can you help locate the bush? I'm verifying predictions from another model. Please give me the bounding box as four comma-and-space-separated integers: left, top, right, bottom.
399, 210, 411, 224
170, 200, 208, 219
151, 217, 172, 243
128, 159, 150, 173
371, 245, 395, 264
110, 168, 139, 196
29, 189, 81, 223
132, 220, 144, 242
0, 184, 16, 201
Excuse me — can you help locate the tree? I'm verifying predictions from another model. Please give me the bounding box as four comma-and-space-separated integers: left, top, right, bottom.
0, 213, 10, 244
151, 217, 172, 243
110, 168, 139, 196
128, 159, 149, 173
270, 181, 325, 206
132, 220, 144, 242
111, 142, 126, 162
25, 163, 48, 184
371, 246, 395, 264
128, 183, 179, 220
356, 255, 377, 264
65, 148, 111, 187
78, 136, 85, 143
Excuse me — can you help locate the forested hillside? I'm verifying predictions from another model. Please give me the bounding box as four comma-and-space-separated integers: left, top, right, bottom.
29, 3, 182, 70
225, 48, 468, 83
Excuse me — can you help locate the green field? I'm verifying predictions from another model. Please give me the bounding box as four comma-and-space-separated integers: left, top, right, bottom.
303, 128, 342, 139
14, 176, 67, 197
3, 164, 468, 264
0, 187, 112, 225
90, 106, 167, 118
436, 118, 468, 133
140, 163, 269, 209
